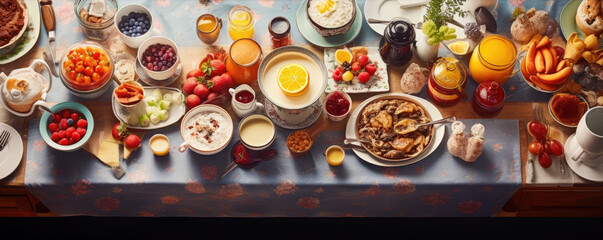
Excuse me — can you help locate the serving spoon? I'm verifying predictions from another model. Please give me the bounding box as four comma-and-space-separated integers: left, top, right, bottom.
395, 116, 456, 135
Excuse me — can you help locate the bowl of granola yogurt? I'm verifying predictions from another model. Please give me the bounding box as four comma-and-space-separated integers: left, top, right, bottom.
179, 104, 233, 155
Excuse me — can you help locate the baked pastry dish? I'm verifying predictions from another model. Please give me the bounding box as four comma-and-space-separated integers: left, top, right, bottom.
356, 98, 433, 160
576, 0, 603, 36
2, 71, 45, 113
307, 0, 356, 37
0, 0, 27, 48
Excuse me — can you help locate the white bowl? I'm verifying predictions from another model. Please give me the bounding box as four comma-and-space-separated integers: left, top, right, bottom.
238, 114, 276, 151
114, 4, 153, 49
179, 104, 233, 155
137, 36, 181, 81
324, 90, 352, 122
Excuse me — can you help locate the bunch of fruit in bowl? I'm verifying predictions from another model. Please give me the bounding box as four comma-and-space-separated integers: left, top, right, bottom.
520, 35, 570, 92
48, 109, 89, 146
332, 47, 378, 84
63, 45, 112, 91
183, 50, 234, 109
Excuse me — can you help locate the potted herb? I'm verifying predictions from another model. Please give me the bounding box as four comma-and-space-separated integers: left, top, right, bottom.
416, 0, 468, 62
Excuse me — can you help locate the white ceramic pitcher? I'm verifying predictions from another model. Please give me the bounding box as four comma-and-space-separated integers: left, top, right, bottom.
0, 59, 52, 117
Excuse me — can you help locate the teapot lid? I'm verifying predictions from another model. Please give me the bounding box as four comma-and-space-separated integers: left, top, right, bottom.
432, 57, 467, 89
384, 18, 415, 46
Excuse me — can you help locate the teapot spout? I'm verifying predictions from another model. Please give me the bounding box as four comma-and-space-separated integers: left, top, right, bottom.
0, 72, 7, 85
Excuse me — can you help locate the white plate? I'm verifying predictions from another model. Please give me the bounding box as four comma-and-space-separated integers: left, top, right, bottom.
0, 0, 41, 65
363, 0, 469, 39
324, 47, 389, 93
345, 93, 444, 167
111, 86, 186, 130
565, 134, 603, 182
0, 122, 23, 180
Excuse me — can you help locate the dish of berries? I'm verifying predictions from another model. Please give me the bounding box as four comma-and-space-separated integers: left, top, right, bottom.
324, 47, 389, 93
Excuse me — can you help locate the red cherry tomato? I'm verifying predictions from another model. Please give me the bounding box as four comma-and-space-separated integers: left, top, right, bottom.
543, 140, 553, 155
528, 141, 544, 155
549, 140, 564, 156
538, 152, 552, 168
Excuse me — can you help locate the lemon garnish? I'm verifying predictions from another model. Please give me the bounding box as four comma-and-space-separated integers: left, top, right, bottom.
277, 64, 309, 96
317, 0, 335, 14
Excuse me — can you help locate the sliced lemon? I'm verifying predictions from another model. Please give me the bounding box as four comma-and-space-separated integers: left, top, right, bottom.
335, 49, 352, 65
277, 64, 309, 96
448, 40, 470, 55
317, 0, 335, 14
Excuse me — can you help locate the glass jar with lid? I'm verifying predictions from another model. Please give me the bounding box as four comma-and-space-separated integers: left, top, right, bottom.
74, 0, 118, 41
228, 5, 255, 41
378, 18, 415, 67
427, 57, 468, 106
269, 17, 291, 48
472, 81, 506, 117
468, 34, 517, 85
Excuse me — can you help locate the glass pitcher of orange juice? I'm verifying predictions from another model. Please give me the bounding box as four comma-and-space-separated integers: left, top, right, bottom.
225, 38, 263, 85
469, 34, 517, 85
228, 5, 255, 41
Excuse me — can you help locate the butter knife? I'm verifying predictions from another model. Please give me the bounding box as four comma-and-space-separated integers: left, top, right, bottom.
525, 120, 535, 183
40, 0, 58, 77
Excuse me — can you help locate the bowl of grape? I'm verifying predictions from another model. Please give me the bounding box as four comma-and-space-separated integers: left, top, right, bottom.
137, 36, 180, 81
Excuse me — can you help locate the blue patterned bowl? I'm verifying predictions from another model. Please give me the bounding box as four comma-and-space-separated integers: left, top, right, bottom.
39, 101, 94, 152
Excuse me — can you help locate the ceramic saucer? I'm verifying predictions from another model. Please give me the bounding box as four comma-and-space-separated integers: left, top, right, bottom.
135, 59, 182, 87
565, 133, 603, 182
264, 99, 323, 130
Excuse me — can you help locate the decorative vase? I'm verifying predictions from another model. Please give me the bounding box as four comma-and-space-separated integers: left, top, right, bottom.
415, 33, 440, 63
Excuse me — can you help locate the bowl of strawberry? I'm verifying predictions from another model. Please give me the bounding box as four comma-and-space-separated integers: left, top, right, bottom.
324, 90, 351, 121
39, 102, 93, 152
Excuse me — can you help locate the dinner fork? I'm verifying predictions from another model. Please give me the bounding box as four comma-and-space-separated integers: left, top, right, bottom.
534, 104, 566, 175
0, 130, 10, 151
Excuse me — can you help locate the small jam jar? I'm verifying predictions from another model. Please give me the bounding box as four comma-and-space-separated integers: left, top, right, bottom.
427, 57, 468, 106
472, 81, 506, 117
74, 0, 118, 42
378, 18, 415, 67
269, 17, 291, 48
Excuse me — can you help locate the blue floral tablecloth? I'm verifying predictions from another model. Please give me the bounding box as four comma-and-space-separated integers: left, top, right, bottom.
24, 0, 568, 217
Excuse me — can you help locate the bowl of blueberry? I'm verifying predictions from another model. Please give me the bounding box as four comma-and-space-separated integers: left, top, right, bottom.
114, 4, 153, 48
137, 36, 180, 81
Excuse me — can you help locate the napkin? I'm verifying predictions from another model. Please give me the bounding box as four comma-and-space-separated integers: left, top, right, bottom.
82, 117, 120, 168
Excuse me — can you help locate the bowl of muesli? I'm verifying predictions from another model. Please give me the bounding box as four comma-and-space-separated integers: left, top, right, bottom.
306, 0, 356, 37
179, 104, 233, 155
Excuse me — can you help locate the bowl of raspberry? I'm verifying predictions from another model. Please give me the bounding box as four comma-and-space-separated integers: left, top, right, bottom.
114, 4, 154, 48
137, 36, 181, 81
39, 101, 94, 152
324, 90, 352, 121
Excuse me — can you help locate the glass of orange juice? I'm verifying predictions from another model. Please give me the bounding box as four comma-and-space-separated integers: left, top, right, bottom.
468, 34, 517, 86
227, 5, 255, 41
196, 14, 222, 45
225, 38, 263, 85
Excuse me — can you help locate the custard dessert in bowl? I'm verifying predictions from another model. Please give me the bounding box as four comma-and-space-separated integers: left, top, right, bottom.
258, 46, 327, 126
0, 59, 52, 117
306, 0, 356, 37
238, 114, 276, 151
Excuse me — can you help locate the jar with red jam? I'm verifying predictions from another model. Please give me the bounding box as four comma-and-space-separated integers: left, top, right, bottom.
472, 81, 505, 117
427, 57, 468, 106
269, 17, 291, 48
378, 18, 415, 67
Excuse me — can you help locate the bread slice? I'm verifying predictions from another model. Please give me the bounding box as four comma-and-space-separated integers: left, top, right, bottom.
576, 0, 603, 36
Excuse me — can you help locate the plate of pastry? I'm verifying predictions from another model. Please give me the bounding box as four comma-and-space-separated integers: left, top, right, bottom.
0, 0, 41, 65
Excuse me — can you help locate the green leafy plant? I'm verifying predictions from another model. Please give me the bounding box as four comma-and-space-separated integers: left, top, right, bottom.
422, 0, 469, 45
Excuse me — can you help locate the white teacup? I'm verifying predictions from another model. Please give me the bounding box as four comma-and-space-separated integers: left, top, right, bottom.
229, 84, 263, 118
571, 106, 603, 167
